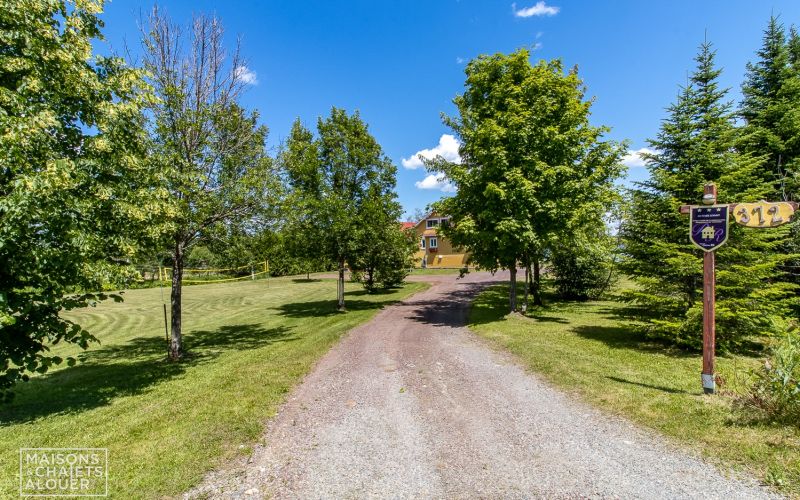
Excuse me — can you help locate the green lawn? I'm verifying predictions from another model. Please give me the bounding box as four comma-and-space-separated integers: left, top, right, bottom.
409, 268, 464, 275
469, 284, 800, 497
1, 278, 427, 498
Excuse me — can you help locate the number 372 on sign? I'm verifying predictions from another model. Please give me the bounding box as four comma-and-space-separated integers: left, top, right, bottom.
732, 201, 796, 228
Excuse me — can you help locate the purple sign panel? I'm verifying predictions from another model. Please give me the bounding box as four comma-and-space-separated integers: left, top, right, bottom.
690, 205, 729, 252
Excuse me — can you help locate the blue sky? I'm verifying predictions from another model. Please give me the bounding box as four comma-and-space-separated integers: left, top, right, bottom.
97, 0, 800, 219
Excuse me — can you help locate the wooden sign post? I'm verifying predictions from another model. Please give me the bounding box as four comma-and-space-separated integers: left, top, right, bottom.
681, 183, 797, 394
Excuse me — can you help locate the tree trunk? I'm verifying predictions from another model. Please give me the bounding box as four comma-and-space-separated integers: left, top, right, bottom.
509, 264, 518, 313
367, 266, 375, 292
532, 256, 543, 306
337, 259, 346, 311
524, 261, 530, 313
169, 238, 184, 360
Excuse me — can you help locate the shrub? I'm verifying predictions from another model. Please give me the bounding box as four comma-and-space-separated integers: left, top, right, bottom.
550, 239, 615, 301
739, 324, 800, 425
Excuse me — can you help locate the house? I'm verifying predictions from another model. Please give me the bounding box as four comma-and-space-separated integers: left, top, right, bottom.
405, 212, 470, 268
701, 226, 715, 240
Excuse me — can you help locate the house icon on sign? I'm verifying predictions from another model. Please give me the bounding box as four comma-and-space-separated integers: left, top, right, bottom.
701, 226, 715, 240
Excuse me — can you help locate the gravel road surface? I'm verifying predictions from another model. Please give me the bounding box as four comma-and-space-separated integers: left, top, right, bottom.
186, 271, 776, 499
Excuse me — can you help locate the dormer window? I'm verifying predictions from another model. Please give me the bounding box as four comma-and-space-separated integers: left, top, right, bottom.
426, 219, 439, 228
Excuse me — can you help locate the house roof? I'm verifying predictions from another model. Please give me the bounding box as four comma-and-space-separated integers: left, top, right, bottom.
422, 229, 438, 237
400, 221, 416, 230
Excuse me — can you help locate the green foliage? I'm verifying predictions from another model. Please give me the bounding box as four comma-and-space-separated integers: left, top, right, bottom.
551, 230, 616, 301
203, 226, 328, 278
351, 226, 415, 292
739, 15, 800, 195
738, 16, 800, 293
281, 108, 403, 307
0, 0, 168, 400
739, 324, 800, 425
620, 40, 797, 351
431, 48, 624, 310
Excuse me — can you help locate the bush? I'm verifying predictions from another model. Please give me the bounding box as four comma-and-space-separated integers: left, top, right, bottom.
351, 226, 415, 293
550, 238, 615, 301
739, 324, 800, 425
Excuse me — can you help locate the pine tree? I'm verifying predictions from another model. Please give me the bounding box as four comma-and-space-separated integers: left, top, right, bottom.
739, 17, 800, 290
621, 41, 796, 351
739, 16, 800, 199
783, 26, 800, 199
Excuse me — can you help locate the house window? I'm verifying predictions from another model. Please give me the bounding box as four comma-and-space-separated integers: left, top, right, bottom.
420, 238, 425, 248
429, 237, 438, 248
426, 219, 439, 228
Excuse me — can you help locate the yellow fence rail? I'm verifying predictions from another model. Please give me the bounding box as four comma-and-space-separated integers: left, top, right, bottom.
158, 261, 269, 284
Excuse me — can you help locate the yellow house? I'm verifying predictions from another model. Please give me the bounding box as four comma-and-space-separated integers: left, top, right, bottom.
409, 213, 470, 268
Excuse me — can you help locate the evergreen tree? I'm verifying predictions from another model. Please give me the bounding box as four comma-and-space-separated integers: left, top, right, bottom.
739, 16, 800, 199
739, 17, 800, 289
783, 26, 800, 200
621, 41, 796, 351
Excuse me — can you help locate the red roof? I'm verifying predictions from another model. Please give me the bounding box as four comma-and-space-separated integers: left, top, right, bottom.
400, 221, 416, 229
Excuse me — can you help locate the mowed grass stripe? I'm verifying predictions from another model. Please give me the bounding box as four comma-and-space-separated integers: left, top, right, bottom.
0, 278, 427, 498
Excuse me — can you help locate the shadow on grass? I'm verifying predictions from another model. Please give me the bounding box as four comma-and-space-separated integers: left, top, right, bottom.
606, 376, 691, 395
572, 325, 694, 358
468, 283, 552, 326
275, 289, 405, 318
523, 314, 570, 324
597, 303, 666, 324
2, 323, 294, 425
291, 278, 323, 283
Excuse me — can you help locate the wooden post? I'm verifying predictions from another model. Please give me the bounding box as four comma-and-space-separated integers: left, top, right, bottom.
681, 185, 797, 395
701, 182, 717, 395
702, 250, 716, 394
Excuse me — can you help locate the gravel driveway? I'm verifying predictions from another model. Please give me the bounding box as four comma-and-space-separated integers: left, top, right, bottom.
186, 271, 776, 499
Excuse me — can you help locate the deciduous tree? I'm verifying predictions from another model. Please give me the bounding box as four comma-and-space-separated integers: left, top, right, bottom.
140, 9, 277, 360
430, 49, 623, 311
0, 0, 167, 399
282, 109, 401, 309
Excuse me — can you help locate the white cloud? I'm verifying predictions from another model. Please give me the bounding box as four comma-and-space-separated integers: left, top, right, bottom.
512, 1, 559, 17
402, 134, 461, 169
456, 57, 465, 64
622, 147, 656, 168
415, 173, 457, 193
234, 66, 258, 85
